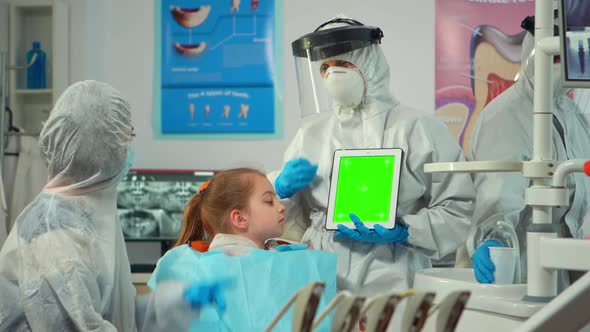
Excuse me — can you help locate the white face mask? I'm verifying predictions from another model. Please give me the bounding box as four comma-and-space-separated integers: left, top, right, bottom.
323, 66, 365, 109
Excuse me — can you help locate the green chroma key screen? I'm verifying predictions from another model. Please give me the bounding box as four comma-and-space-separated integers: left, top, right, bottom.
332, 155, 396, 223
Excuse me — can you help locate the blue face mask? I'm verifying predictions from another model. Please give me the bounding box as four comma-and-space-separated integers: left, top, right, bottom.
124, 145, 135, 176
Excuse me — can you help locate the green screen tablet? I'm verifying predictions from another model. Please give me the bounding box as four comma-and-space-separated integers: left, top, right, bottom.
325, 149, 402, 230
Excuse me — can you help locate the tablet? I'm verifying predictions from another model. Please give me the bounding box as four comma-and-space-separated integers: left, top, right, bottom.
325, 149, 403, 231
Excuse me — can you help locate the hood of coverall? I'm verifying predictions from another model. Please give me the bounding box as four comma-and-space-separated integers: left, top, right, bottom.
40, 80, 133, 195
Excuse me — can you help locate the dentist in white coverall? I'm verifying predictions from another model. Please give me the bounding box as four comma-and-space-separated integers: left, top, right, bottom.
270, 17, 476, 296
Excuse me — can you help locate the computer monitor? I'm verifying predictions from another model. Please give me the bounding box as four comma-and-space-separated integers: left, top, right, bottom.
559, 0, 590, 88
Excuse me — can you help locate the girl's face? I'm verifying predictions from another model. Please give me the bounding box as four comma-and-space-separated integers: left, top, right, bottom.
243, 175, 285, 244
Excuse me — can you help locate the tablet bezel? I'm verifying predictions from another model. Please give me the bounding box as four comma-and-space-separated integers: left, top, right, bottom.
325, 148, 403, 231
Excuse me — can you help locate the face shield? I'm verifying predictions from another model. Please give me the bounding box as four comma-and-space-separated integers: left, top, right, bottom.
291, 20, 383, 117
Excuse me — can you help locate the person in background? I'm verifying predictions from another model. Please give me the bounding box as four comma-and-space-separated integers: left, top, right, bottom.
0, 80, 226, 331
463, 16, 590, 288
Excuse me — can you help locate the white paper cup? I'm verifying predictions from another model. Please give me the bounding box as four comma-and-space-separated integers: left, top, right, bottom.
489, 247, 517, 284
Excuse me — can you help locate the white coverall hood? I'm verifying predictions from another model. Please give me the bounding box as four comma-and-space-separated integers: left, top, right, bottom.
320, 32, 396, 118
520, 32, 570, 98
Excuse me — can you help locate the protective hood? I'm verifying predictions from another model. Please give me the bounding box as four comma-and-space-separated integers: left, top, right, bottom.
40, 80, 133, 195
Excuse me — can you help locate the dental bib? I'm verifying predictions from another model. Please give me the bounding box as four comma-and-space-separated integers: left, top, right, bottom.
149, 246, 337, 331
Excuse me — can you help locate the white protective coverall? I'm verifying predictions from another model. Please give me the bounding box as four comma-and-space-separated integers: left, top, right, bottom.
271, 34, 476, 296
0, 81, 196, 331
465, 33, 590, 288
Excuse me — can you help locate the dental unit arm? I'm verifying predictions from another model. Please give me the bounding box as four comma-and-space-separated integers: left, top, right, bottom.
311, 291, 365, 332
515, 160, 590, 331
360, 294, 402, 332
265, 282, 326, 332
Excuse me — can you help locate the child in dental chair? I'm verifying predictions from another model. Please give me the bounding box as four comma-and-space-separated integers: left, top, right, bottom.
177, 167, 290, 254
148, 168, 336, 331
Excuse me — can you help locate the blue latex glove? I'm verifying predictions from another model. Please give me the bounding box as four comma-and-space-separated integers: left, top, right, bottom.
473, 240, 504, 284
275, 243, 308, 252
275, 158, 318, 199
335, 213, 409, 244
183, 279, 232, 313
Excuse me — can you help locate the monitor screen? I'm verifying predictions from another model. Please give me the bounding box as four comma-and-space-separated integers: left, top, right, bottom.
560, 0, 590, 87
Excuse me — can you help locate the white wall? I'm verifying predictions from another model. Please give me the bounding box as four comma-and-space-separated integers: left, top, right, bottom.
68, 0, 435, 172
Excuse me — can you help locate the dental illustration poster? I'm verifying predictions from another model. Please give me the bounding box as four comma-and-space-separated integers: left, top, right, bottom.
435, 0, 533, 155
156, 0, 280, 137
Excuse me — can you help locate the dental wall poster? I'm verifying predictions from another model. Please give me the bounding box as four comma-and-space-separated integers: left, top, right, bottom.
434, 0, 534, 155
154, 0, 282, 138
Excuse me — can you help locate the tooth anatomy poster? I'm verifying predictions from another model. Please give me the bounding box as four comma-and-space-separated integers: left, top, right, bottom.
435, 0, 534, 154
157, 0, 277, 135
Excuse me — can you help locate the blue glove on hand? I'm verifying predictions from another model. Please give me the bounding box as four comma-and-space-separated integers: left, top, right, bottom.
183, 279, 232, 313
275, 243, 308, 252
335, 213, 409, 244
473, 240, 504, 284
275, 158, 318, 199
